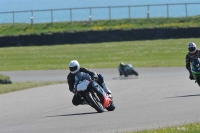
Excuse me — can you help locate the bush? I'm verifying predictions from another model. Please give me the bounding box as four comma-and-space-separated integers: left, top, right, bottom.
0, 74, 12, 84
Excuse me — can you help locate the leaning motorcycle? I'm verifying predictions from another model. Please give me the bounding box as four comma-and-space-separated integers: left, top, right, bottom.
191, 57, 200, 86
75, 72, 115, 113
118, 64, 139, 77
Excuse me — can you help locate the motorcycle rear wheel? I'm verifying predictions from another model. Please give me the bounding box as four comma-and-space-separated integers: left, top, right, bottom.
124, 72, 128, 77
87, 92, 104, 113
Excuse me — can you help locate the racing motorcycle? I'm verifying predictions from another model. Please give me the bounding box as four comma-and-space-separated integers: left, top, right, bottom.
118, 64, 139, 77
75, 72, 115, 113
191, 57, 200, 86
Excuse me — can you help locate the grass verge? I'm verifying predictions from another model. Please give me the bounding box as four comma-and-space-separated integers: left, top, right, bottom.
1, 16, 200, 36
128, 122, 200, 133
0, 81, 66, 95
0, 38, 195, 70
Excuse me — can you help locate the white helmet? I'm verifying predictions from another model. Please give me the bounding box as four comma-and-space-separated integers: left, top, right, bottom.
69, 60, 80, 74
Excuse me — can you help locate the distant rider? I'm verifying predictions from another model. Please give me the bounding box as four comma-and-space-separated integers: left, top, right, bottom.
185, 42, 200, 80
118, 62, 126, 76
67, 60, 112, 106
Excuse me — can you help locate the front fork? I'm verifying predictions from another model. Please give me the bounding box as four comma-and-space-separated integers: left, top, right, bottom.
90, 81, 112, 107
91, 81, 106, 97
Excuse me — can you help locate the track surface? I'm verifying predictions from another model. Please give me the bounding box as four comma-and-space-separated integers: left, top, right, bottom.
0, 67, 200, 133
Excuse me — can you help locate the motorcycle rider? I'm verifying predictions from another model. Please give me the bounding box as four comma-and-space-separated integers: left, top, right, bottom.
118, 62, 126, 76
67, 60, 112, 106
186, 42, 200, 80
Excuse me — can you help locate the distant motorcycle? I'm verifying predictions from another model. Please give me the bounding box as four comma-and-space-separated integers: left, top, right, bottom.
74, 72, 115, 113
118, 64, 138, 77
191, 57, 200, 86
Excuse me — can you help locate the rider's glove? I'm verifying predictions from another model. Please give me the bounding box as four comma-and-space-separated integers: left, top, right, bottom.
189, 74, 194, 80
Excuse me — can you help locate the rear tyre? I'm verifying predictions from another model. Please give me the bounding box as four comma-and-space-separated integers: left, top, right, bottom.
119, 71, 122, 76
106, 101, 115, 111
87, 92, 104, 113
124, 72, 128, 77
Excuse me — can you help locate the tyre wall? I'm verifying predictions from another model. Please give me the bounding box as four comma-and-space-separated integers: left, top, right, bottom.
0, 27, 200, 47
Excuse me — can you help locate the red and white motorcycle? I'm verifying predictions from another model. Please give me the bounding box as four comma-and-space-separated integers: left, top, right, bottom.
75, 72, 115, 113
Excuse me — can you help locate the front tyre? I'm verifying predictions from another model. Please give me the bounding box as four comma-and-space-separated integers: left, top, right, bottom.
87, 92, 104, 113
132, 70, 139, 76
106, 101, 115, 111
119, 71, 123, 76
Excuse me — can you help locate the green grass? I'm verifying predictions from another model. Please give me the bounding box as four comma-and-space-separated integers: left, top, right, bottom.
0, 38, 194, 71
1, 16, 200, 36
128, 122, 200, 133
0, 81, 65, 94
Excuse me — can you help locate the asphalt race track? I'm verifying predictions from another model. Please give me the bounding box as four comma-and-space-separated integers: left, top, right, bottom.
0, 67, 200, 133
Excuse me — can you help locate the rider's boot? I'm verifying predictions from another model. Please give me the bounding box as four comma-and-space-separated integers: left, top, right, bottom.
80, 97, 88, 105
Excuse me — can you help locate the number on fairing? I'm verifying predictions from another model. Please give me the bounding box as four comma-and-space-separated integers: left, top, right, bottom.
77, 80, 90, 91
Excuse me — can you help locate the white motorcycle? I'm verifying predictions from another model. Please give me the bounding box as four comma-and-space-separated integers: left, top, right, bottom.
75, 72, 115, 113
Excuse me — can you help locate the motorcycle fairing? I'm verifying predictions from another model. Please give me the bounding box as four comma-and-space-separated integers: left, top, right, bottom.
191, 58, 200, 73
77, 79, 90, 92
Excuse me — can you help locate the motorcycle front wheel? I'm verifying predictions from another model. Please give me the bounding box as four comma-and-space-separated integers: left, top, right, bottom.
106, 101, 115, 111
87, 92, 104, 113
132, 70, 139, 76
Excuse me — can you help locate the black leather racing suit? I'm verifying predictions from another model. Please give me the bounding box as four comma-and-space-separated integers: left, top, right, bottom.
185, 50, 200, 75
